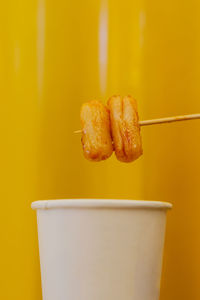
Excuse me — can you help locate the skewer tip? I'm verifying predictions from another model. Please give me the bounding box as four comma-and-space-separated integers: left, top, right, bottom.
74, 130, 82, 134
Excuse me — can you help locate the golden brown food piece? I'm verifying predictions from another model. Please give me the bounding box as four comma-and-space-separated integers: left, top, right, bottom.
107, 95, 143, 162
80, 100, 113, 161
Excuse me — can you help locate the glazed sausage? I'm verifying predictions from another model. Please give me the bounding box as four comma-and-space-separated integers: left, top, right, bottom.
80, 100, 113, 161
107, 95, 143, 162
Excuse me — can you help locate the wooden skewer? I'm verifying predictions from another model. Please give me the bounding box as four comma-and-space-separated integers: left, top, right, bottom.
139, 113, 200, 126
74, 113, 200, 134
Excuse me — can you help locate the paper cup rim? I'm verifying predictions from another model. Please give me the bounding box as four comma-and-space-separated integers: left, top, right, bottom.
31, 199, 172, 210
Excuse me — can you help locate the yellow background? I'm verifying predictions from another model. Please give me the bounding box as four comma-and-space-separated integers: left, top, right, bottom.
1, 0, 200, 299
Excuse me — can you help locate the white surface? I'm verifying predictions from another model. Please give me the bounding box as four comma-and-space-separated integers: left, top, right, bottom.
33, 199, 172, 300
31, 199, 172, 209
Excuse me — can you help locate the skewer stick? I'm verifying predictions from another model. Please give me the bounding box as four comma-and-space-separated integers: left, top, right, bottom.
139, 113, 200, 126
74, 113, 200, 134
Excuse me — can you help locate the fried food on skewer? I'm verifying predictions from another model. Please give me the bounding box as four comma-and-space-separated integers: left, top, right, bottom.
80, 100, 113, 161
78, 96, 200, 163
107, 95, 143, 162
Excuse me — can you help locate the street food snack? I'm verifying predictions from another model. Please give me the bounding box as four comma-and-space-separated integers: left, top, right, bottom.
79, 96, 200, 162
80, 100, 113, 161
107, 95, 143, 162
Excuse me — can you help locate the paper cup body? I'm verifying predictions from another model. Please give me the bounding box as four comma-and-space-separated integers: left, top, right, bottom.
32, 200, 172, 300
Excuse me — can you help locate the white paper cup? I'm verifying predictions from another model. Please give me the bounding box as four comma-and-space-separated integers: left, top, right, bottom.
32, 199, 172, 300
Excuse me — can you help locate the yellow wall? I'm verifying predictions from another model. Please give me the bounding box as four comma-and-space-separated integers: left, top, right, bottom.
1, 0, 200, 299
